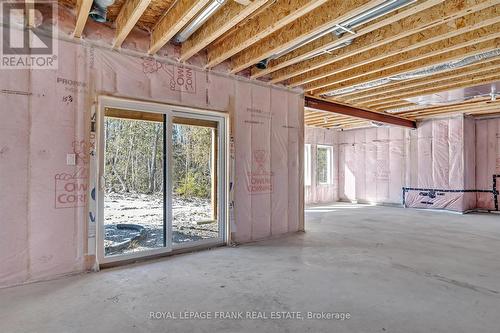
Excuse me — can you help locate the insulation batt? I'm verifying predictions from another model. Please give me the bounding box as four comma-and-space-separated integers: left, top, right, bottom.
0, 33, 304, 288
306, 114, 497, 212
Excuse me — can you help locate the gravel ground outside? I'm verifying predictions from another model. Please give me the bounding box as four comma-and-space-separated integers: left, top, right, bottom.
104, 192, 219, 255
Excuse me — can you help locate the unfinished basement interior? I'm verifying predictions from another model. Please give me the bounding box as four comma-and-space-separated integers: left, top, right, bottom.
1, 0, 500, 332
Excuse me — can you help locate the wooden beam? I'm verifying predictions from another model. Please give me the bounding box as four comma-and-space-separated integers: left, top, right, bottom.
340, 58, 500, 102
74, 0, 93, 38
311, 37, 500, 96
254, 0, 443, 80
468, 109, 500, 116
149, 0, 211, 54
205, 0, 329, 68
179, 0, 269, 61
391, 99, 484, 116
308, 26, 500, 93
373, 95, 498, 114
411, 103, 499, 118
113, 0, 152, 48
305, 112, 352, 120
375, 102, 417, 112
411, 102, 500, 119
396, 98, 493, 116
356, 65, 500, 105
230, 0, 387, 74
365, 74, 500, 109
105, 108, 164, 122
286, 5, 500, 87
306, 116, 368, 126
374, 94, 500, 112
259, 0, 499, 81
305, 96, 416, 128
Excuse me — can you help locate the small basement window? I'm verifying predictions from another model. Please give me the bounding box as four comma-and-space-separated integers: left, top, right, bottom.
317, 145, 332, 185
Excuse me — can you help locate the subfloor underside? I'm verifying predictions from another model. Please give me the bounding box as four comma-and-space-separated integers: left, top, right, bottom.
1, 203, 500, 333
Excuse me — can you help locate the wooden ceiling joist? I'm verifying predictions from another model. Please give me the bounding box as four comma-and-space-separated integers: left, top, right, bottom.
229, 0, 388, 74
307, 116, 368, 127
400, 97, 493, 112
339, 58, 500, 103
412, 102, 500, 119
376, 96, 496, 113
391, 98, 489, 115
179, 0, 269, 62
257, 0, 499, 82
286, 5, 500, 87
74, 0, 93, 38
359, 70, 500, 107
305, 96, 416, 128
375, 102, 417, 112
205, 0, 328, 69
256, 0, 444, 81
305, 112, 368, 125
149, 0, 211, 54
311, 36, 500, 96
113, 0, 152, 48
366, 74, 500, 109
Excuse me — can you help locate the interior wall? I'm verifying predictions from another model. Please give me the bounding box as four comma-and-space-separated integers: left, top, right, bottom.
304, 127, 339, 204
338, 127, 405, 205
475, 117, 500, 210
0, 35, 304, 288
305, 115, 497, 212
404, 116, 466, 211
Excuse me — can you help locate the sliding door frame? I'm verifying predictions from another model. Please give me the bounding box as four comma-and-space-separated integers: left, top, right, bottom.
96, 96, 229, 265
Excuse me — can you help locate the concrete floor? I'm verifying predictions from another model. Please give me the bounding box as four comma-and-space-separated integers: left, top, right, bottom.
1, 203, 500, 333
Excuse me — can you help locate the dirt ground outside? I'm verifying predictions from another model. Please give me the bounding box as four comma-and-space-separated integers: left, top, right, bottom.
104, 193, 218, 255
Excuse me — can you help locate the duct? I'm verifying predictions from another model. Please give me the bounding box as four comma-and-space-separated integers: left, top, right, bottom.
333, 0, 416, 37
174, 0, 227, 43
323, 48, 500, 97
404, 82, 500, 106
89, 0, 115, 23
266, 0, 414, 62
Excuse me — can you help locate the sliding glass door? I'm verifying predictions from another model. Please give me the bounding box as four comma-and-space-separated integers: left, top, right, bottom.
101, 110, 167, 259
171, 116, 221, 247
97, 98, 227, 264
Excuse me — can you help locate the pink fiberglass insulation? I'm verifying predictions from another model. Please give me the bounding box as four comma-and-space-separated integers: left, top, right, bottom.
306, 115, 488, 211
463, 116, 477, 211
475, 117, 500, 210
404, 117, 465, 211
335, 127, 405, 205
0, 33, 303, 288
305, 116, 500, 212
304, 127, 339, 204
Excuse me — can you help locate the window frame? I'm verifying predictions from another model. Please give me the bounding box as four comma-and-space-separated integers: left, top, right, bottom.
316, 145, 333, 185
304, 144, 312, 186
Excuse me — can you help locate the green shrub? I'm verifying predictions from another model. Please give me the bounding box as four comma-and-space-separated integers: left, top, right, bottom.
175, 171, 210, 198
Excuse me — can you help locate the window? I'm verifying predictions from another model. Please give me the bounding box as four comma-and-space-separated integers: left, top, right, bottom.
304, 144, 311, 186
317, 145, 332, 185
